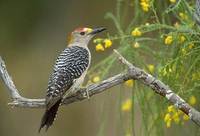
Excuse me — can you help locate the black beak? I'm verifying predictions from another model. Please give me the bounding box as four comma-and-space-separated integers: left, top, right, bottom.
89, 27, 106, 35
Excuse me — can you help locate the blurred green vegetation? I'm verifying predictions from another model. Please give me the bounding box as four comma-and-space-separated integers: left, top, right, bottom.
0, 0, 200, 136
90, 0, 200, 135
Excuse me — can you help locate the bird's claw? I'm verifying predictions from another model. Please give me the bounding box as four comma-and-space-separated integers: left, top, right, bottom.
82, 88, 90, 99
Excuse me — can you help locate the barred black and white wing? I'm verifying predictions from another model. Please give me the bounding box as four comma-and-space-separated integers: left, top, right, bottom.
39, 46, 89, 132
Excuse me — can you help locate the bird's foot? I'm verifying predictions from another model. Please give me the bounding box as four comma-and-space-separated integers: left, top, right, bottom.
81, 88, 90, 99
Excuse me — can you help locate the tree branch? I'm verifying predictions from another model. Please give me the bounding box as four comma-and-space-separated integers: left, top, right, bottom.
194, 0, 200, 25
1, 50, 200, 127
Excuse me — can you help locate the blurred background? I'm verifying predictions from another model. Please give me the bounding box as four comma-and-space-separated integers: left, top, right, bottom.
1, 0, 200, 136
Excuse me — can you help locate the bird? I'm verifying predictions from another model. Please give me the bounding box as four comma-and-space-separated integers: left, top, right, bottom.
38, 27, 106, 132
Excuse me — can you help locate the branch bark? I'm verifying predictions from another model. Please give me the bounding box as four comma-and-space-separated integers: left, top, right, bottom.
194, 0, 200, 25
1, 50, 200, 127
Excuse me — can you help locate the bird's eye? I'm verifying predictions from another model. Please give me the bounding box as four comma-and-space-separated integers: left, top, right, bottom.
80, 32, 85, 35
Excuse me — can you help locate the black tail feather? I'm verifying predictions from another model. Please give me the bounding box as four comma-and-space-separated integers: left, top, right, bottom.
38, 99, 61, 133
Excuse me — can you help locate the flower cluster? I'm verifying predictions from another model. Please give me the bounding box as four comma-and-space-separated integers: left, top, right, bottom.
131, 28, 142, 37
164, 96, 197, 128
164, 35, 173, 45
140, 0, 150, 12
163, 33, 196, 56
180, 43, 195, 56
93, 38, 113, 52
164, 34, 188, 46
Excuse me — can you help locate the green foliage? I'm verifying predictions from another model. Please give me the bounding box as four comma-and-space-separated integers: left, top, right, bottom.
90, 0, 200, 135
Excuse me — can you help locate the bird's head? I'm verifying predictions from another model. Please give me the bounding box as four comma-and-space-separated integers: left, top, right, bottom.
68, 27, 106, 45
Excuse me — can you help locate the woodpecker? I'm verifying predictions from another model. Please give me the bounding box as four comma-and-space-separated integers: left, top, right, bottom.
39, 27, 106, 132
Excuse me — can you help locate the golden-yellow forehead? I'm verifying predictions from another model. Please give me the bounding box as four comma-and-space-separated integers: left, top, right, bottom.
74, 27, 93, 33
84, 28, 93, 33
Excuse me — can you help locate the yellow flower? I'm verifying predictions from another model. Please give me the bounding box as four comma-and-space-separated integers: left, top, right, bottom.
121, 99, 132, 112
164, 113, 172, 128
167, 105, 175, 113
174, 22, 180, 28
179, 35, 186, 43
164, 35, 173, 45
179, 12, 188, 20
104, 39, 112, 48
188, 43, 194, 49
131, 28, 142, 37
181, 48, 187, 55
147, 64, 155, 73
125, 79, 134, 87
133, 42, 140, 48
172, 112, 180, 124
189, 96, 196, 105
92, 76, 100, 83
140, 2, 150, 12
169, 0, 176, 3
183, 114, 190, 121
164, 105, 190, 127
177, 110, 183, 115
95, 44, 104, 51
164, 113, 171, 122
166, 119, 171, 128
